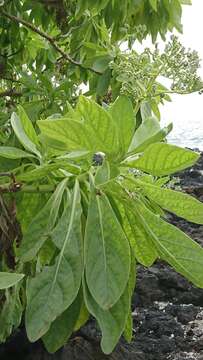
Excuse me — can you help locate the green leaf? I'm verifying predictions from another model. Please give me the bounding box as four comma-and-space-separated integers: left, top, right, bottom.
74, 300, 89, 331
127, 143, 199, 176
137, 180, 203, 224
149, 0, 157, 11
18, 179, 68, 262
0, 272, 24, 289
124, 208, 158, 266
95, 160, 119, 186
17, 162, 80, 182
105, 182, 157, 266
17, 105, 40, 147
0, 146, 35, 159
76, 96, 119, 155
109, 95, 135, 155
96, 68, 111, 96
140, 101, 151, 121
43, 289, 83, 353
11, 113, 41, 158
128, 117, 172, 154
136, 200, 203, 288
83, 277, 130, 354
85, 190, 130, 310
25, 181, 83, 341
38, 118, 90, 151
0, 286, 23, 342
38, 101, 118, 156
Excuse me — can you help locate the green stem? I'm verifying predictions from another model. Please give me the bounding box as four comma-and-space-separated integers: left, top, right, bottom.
0, 184, 55, 193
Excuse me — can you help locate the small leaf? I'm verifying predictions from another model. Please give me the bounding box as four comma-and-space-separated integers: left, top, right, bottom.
96, 68, 111, 96
149, 0, 157, 11
85, 190, 130, 310
128, 117, 172, 154
0, 146, 35, 159
95, 160, 119, 186
17, 106, 40, 147
0, 272, 24, 289
0, 286, 23, 342
127, 143, 199, 176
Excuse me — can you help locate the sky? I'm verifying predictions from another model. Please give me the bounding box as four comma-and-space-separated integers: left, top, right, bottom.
160, 0, 203, 149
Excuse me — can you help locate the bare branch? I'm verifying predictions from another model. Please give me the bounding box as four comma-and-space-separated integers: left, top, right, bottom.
1, 10, 102, 75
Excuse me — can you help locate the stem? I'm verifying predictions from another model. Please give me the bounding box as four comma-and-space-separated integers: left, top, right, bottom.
0, 10, 102, 75
0, 184, 55, 193
140, 88, 202, 101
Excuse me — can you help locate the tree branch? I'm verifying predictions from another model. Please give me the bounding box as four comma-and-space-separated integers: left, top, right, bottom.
0, 10, 102, 75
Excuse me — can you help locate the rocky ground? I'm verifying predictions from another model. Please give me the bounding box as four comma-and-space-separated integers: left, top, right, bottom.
1, 152, 203, 360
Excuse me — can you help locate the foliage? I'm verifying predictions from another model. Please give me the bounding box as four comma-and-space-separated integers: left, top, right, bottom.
0, 0, 203, 355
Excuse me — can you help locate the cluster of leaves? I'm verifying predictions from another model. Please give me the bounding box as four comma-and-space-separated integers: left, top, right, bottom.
0, 96, 203, 353
0, 0, 193, 128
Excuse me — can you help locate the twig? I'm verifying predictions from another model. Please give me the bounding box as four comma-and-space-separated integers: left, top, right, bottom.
1, 10, 102, 75
0, 89, 22, 98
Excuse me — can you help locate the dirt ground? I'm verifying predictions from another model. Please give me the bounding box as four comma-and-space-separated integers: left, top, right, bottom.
1, 152, 203, 360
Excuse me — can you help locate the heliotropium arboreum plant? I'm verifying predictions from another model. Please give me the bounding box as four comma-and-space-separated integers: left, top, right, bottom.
0, 95, 203, 354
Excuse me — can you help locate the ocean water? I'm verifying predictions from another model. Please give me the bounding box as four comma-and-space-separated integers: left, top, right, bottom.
160, 94, 203, 151
166, 119, 203, 151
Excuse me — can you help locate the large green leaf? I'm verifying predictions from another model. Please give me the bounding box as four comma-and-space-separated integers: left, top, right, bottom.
25, 181, 83, 341
0, 273, 24, 289
11, 113, 41, 158
127, 143, 199, 176
38, 118, 91, 152
43, 289, 83, 353
38, 97, 119, 156
76, 96, 119, 155
104, 181, 157, 266
109, 95, 135, 155
124, 207, 158, 266
83, 277, 130, 354
128, 117, 172, 154
18, 179, 68, 262
136, 200, 203, 288
0, 147, 35, 159
137, 180, 203, 224
85, 190, 130, 310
